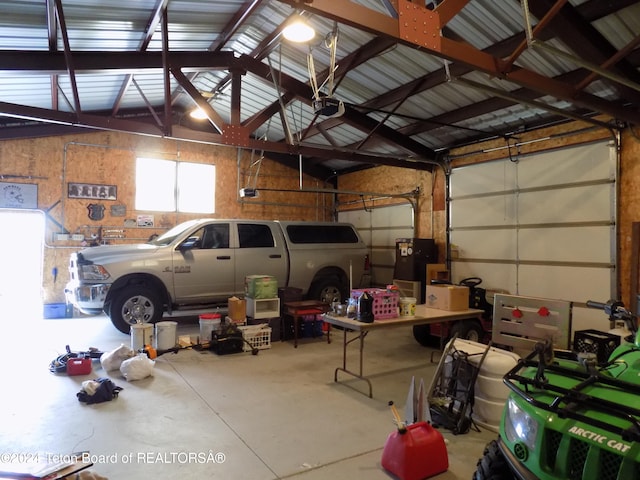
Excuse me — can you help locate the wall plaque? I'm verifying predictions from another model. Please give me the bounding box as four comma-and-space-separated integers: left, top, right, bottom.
68, 183, 116, 200
0, 182, 38, 209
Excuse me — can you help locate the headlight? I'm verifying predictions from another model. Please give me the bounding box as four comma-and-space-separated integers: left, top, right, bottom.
504, 397, 539, 450
79, 264, 111, 281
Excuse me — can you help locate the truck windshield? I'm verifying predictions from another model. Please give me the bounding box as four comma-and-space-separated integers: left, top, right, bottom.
148, 220, 201, 246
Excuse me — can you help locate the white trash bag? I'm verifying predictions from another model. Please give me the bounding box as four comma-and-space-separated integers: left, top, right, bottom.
119, 353, 155, 381
100, 344, 135, 371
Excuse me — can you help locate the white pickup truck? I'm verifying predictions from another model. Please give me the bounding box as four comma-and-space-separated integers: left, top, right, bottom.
65, 219, 369, 333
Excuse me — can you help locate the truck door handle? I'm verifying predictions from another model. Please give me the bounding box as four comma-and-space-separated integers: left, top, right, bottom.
269, 254, 282, 258
216, 255, 231, 260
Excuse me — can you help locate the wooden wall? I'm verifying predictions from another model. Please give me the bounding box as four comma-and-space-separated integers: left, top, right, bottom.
619, 128, 640, 309
0, 131, 333, 303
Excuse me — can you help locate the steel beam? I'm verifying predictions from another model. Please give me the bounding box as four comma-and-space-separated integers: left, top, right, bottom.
276, 0, 640, 125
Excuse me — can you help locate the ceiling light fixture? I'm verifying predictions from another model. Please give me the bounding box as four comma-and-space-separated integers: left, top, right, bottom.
189, 108, 208, 120
283, 19, 315, 43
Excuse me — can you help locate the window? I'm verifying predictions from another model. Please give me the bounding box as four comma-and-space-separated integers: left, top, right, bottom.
191, 224, 230, 249
286, 224, 359, 244
136, 158, 215, 213
238, 224, 274, 248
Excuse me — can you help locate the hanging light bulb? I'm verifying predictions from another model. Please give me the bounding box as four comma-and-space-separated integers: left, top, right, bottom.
283, 18, 315, 43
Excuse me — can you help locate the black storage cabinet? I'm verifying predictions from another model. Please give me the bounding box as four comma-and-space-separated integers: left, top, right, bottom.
393, 238, 438, 303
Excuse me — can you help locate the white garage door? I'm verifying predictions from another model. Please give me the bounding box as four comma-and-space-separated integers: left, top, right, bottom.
449, 141, 616, 332
339, 203, 415, 287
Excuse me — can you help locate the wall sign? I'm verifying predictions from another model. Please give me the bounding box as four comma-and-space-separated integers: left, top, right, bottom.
0, 182, 38, 208
111, 204, 126, 216
137, 215, 154, 227
87, 203, 105, 221
68, 182, 117, 200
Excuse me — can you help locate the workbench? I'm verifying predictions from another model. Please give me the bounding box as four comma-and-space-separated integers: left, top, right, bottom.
323, 304, 484, 398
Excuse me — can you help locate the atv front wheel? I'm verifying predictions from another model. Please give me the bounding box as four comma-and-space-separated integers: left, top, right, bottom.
473, 439, 515, 480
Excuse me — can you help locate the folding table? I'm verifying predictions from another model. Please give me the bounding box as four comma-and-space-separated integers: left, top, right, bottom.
323, 304, 483, 397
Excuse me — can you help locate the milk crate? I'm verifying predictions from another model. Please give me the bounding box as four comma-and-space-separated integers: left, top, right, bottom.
301, 314, 325, 337
238, 324, 272, 351
573, 329, 620, 364
351, 288, 400, 319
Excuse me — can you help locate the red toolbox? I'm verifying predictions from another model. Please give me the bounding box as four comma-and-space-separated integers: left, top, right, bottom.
66, 358, 92, 376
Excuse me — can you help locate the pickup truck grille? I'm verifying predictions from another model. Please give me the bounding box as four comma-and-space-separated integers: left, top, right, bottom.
68, 254, 79, 281
542, 429, 630, 480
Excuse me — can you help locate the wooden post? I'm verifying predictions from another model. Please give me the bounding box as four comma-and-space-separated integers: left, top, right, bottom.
630, 222, 640, 314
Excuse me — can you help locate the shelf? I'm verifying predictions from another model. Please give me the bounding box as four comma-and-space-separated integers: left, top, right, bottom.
393, 279, 422, 300
246, 297, 280, 319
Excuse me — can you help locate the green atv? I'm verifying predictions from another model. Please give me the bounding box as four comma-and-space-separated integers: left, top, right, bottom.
474, 299, 640, 480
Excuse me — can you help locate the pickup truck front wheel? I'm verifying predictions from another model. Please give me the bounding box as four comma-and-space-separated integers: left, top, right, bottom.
108, 286, 162, 334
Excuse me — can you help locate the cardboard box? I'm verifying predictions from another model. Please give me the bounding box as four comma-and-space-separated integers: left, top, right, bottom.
245, 275, 278, 299
425, 285, 469, 311
228, 296, 247, 321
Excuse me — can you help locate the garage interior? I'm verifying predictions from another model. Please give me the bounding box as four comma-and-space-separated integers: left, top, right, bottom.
1, 0, 640, 479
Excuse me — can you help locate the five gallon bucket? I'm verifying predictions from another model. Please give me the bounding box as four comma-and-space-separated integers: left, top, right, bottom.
155, 321, 178, 350
130, 323, 154, 351
399, 297, 417, 317
199, 313, 221, 343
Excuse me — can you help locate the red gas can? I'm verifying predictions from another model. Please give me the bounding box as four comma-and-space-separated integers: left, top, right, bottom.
381, 421, 448, 480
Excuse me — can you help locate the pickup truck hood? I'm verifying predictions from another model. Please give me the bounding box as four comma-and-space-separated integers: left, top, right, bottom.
77, 243, 161, 264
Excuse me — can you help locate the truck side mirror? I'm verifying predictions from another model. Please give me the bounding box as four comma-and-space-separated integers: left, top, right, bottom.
179, 236, 200, 250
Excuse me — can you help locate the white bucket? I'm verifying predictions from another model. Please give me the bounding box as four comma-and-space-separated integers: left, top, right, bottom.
130, 323, 154, 351
155, 321, 178, 350
199, 314, 221, 343
399, 297, 417, 316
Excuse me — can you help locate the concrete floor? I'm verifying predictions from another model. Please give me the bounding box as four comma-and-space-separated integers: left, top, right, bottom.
0, 309, 497, 479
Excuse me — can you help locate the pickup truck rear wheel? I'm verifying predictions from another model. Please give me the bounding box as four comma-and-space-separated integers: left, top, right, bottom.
309, 277, 346, 304
109, 286, 162, 334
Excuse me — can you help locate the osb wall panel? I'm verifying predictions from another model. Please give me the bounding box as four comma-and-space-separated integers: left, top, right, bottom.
618, 128, 640, 308
450, 118, 612, 166
0, 130, 332, 303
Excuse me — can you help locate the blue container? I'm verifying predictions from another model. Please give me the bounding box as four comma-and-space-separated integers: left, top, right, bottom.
44, 303, 72, 319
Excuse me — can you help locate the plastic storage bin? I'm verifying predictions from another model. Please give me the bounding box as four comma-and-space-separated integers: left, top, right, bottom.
350, 288, 399, 320
199, 313, 222, 343
44, 303, 72, 319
